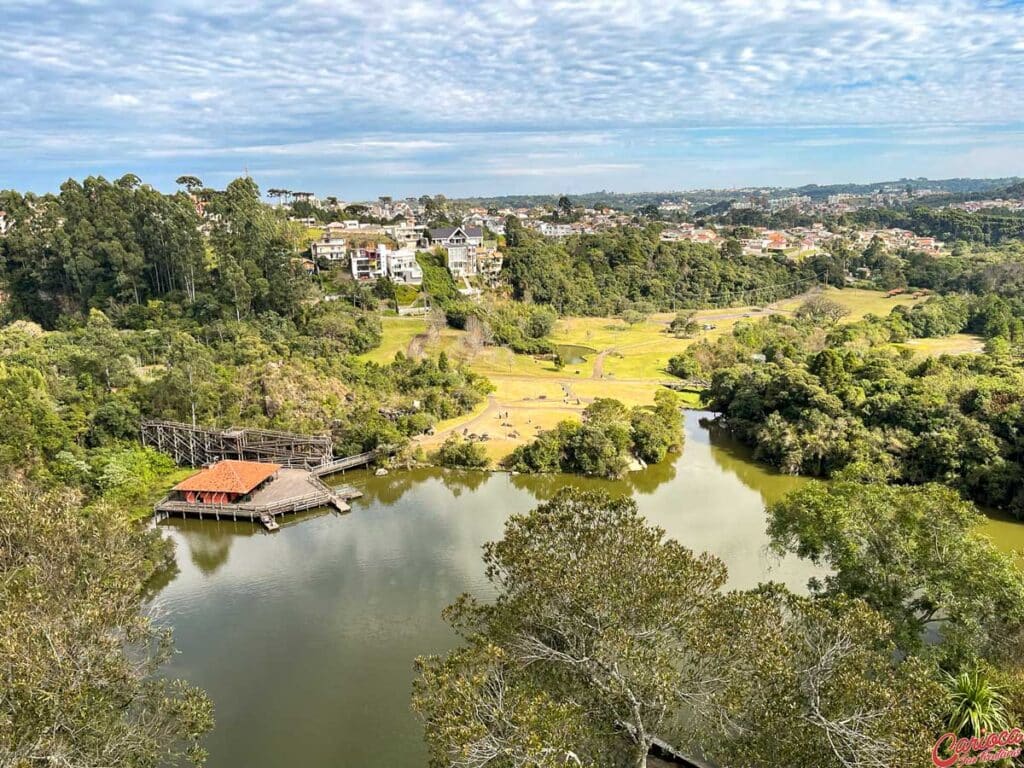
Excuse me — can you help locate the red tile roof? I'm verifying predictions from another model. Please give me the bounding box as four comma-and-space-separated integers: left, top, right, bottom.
174, 460, 281, 494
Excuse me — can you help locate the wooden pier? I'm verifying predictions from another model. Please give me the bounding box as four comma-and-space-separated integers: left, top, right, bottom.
154, 467, 365, 530
145, 418, 379, 531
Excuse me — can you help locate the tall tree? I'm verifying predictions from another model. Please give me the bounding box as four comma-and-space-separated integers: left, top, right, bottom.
0, 481, 213, 765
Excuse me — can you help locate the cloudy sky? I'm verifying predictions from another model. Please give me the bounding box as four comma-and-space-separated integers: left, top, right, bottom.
2, 0, 1024, 198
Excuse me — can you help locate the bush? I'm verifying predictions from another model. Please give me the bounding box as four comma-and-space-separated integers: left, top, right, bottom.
431, 435, 490, 469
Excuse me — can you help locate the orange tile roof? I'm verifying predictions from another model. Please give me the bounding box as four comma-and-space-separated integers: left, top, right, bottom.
173, 460, 281, 494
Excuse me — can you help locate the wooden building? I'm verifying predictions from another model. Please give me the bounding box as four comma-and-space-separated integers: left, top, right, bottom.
171, 460, 281, 505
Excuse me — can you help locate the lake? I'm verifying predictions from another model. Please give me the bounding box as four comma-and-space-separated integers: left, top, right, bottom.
153, 410, 1022, 767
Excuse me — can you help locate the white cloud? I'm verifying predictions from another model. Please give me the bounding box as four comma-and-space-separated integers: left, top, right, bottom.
101, 92, 141, 109
1, 0, 1023, 193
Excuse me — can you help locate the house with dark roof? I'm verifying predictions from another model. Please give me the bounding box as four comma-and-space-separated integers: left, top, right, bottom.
422, 225, 484, 278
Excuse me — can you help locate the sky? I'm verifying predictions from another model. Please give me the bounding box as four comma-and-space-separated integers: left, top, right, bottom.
2, 0, 1024, 199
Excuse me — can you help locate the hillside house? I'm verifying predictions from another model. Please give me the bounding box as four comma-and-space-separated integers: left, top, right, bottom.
388, 247, 423, 285
350, 244, 388, 281
425, 225, 483, 278
311, 235, 347, 262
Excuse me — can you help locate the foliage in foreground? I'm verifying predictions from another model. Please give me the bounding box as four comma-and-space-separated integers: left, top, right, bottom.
768, 474, 1024, 663
502, 392, 682, 478
0, 481, 213, 765
413, 488, 969, 768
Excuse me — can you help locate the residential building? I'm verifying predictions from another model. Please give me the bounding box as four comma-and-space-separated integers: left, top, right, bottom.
388, 247, 423, 285
350, 244, 389, 281
311, 235, 347, 262
0, 211, 9, 236
475, 246, 504, 284
537, 221, 574, 237
425, 225, 483, 278
384, 222, 426, 246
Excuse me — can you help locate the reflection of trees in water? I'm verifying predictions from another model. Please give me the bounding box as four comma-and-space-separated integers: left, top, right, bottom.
341, 468, 436, 506
142, 556, 180, 599
507, 452, 680, 501
338, 467, 495, 505
160, 519, 257, 576
702, 416, 805, 507
441, 469, 490, 496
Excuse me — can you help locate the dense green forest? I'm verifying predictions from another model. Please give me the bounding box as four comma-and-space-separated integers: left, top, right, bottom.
664, 290, 1024, 515
501, 217, 818, 314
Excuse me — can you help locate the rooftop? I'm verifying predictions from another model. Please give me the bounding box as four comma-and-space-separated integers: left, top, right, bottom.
174, 460, 282, 494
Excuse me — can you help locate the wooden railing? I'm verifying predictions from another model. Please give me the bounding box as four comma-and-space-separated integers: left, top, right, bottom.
312, 450, 377, 476
154, 490, 330, 518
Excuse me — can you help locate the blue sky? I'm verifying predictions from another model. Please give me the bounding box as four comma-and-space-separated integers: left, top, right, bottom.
2, 0, 1024, 199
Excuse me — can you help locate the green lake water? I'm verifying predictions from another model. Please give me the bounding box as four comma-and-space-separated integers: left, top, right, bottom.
154, 410, 1023, 768
554, 343, 597, 364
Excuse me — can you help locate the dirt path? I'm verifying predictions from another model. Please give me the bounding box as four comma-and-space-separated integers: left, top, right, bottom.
591, 348, 612, 379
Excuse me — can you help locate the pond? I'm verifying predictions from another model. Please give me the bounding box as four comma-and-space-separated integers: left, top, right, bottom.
153, 411, 1021, 767
553, 343, 597, 364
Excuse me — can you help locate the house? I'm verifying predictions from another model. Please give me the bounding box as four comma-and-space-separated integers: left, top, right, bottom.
384, 222, 427, 247
387, 247, 423, 285
351, 244, 389, 281
171, 460, 281, 505
475, 246, 504, 284
765, 231, 788, 251
537, 221, 574, 238
311, 235, 347, 262
425, 226, 483, 278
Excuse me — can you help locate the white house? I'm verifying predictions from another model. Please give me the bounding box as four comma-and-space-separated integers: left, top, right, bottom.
311, 235, 347, 262
424, 226, 483, 278
384, 222, 426, 247
537, 222, 574, 238
387, 247, 423, 285
350, 245, 388, 281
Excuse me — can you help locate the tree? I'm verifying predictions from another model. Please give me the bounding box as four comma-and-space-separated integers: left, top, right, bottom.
767, 477, 1024, 658
175, 175, 204, 193
0, 481, 213, 765
414, 489, 948, 768
943, 667, 1011, 739
430, 434, 489, 469
414, 489, 738, 767
557, 195, 573, 220
795, 294, 850, 324
668, 311, 699, 338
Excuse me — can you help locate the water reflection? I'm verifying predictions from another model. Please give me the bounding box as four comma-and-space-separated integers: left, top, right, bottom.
156, 410, 973, 768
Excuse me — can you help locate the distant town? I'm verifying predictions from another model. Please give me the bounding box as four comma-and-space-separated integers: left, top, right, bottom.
173, 176, 1021, 298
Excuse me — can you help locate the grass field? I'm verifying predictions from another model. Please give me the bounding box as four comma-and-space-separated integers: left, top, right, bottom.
368, 288, 945, 461
360, 317, 428, 363
896, 333, 985, 357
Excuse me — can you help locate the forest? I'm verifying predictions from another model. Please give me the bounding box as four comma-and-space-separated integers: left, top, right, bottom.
663, 288, 1024, 516
501, 217, 818, 315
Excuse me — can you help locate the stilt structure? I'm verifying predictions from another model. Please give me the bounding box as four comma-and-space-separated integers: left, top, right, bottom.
141, 420, 332, 468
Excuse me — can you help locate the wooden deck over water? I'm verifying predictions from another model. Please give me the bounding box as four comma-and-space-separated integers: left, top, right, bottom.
154, 466, 365, 530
